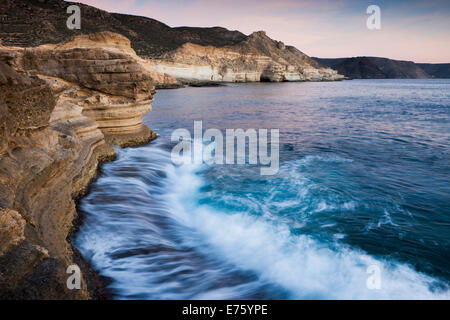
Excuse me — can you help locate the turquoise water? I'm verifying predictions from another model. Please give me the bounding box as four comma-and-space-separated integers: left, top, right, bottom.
75, 80, 450, 299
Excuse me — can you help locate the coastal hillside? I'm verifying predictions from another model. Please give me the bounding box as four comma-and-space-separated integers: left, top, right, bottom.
313, 57, 450, 79
417, 63, 450, 79
0, 0, 344, 84
0, 0, 247, 57
148, 31, 343, 83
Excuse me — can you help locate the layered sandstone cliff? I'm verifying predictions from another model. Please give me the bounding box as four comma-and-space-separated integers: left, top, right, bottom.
148, 31, 344, 84
0, 32, 156, 299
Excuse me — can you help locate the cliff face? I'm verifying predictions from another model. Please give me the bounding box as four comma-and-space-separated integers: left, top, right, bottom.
0, 32, 156, 299
149, 31, 344, 83
313, 57, 433, 79
0, 0, 344, 86
0, 0, 246, 58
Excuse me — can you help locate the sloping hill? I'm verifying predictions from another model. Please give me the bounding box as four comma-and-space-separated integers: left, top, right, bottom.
0, 0, 344, 83
0, 0, 246, 58
149, 30, 343, 82
417, 63, 450, 78
313, 57, 431, 79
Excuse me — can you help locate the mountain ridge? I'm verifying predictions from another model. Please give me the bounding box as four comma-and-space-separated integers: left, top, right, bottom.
0, 0, 248, 57
0, 0, 344, 84
313, 56, 450, 79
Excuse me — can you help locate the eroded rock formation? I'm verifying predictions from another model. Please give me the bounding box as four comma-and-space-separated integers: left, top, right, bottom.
0, 32, 156, 299
147, 31, 344, 83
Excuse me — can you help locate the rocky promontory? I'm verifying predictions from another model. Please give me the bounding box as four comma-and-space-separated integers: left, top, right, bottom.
148, 31, 344, 83
312, 56, 450, 79
0, 32, 156, 299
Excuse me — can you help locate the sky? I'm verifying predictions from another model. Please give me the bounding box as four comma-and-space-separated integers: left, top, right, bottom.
74, 0, 450, 63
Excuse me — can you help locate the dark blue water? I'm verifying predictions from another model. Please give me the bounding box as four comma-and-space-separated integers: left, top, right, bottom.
75, 80, 450, 299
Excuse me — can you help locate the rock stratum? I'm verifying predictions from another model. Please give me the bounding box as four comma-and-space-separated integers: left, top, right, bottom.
148, 31, 344, 83
0, 32, 156, 299
0, 0, 344, 86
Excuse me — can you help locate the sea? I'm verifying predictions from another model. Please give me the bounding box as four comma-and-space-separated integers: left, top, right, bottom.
74, 79, 450, 299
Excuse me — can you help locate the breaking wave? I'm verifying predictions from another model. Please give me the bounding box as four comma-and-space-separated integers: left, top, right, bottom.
74, 141, 449, 299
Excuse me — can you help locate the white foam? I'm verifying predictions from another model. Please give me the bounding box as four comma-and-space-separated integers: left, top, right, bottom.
164, 159, 450, 300
299, 155, 354, 165
76, 145, 450, 299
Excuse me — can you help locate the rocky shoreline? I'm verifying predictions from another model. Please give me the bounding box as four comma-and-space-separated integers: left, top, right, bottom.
69, 134, 159, 301
0, 32, 157, 299
0, 0, 347, 299
0, 30, 346, 299
69, 154, 117, 300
